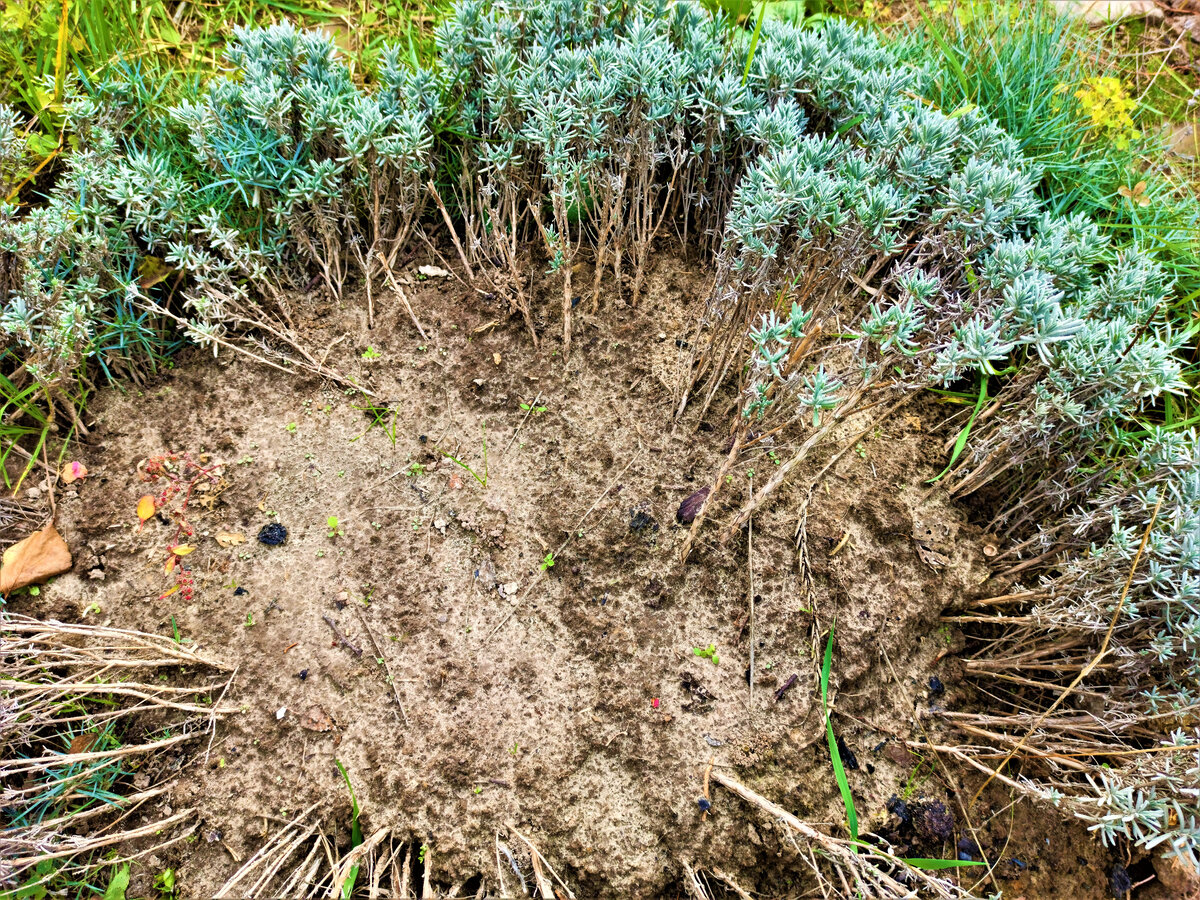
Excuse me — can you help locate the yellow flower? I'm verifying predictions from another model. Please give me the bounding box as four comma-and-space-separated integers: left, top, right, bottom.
1072, 77, 1140, 149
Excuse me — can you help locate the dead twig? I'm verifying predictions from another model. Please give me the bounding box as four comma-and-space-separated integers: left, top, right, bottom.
356, 608, 410, 725
322, 615, 363, 657
969, 495, 1164, 805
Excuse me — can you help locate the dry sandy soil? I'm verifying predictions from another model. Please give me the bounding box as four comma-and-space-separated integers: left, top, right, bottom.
7, 249, 1125, 897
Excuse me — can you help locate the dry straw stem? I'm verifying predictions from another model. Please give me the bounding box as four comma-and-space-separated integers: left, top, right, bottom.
716, 390, 905, 546
2, 614, 235, 884
968, 494, 1165, 805
682, 862, 753, 900
511, 826, 577, 900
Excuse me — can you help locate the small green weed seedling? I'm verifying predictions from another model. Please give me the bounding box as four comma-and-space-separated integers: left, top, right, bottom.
405, 462, 426, 477
351, 404, 399, 446
154, 867, 178, 899
539, 552, 555, 572
437, 426, 488, 488
520, 400, 548, 414
693, 643, 719, 666
327, 516, 343, 538
285, 422, 297, 433
361, 346, 382, 360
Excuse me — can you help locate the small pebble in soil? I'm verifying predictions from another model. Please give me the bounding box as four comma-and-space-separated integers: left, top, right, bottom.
697, 798, 711, 812
887, 796, 911, 826
629, 509, 658, 533
836, 736, 859, 770
258, 523, 288, 545
233, 586, 248, 596
928, 675, 945, 696
296, 669, 308, 681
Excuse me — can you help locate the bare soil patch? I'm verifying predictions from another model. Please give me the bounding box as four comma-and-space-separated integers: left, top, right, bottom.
8, 249, 1116, 898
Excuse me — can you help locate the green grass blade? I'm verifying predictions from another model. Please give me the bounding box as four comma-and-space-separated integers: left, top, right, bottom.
929, 374, 988, 484
335, 759, 363, 898
900, 857, 986, 870
741, 0, 770, 84
821, 626, 858, 845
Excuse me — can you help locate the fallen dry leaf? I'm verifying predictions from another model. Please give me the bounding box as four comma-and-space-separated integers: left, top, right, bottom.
216, 531, 246, 548
170, 544, 196, 556
60, 461, 87, 484
299, 706, 334, 732
902, 414, 922, 431
68, 732, 101, 755
0, 524, 73, 594
418, 264, 451, 278
137, 495, 156, 523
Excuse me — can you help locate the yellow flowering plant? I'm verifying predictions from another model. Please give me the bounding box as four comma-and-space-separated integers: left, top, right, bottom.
1071, 75, 1140, 149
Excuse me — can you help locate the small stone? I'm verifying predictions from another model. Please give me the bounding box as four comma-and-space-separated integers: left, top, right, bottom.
1110, 864, 1133, 897
502, 581, 519, 596
275, 706, 287, 720
25, 488, 41, 501
629, 508, 658, 534
258, 523, 288, 545
437, 614, 448, 624
475, 560, 497, 590
657, 332, 667, 341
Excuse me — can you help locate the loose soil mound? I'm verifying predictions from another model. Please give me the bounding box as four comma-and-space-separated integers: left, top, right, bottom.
10, 251, 1116, 898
